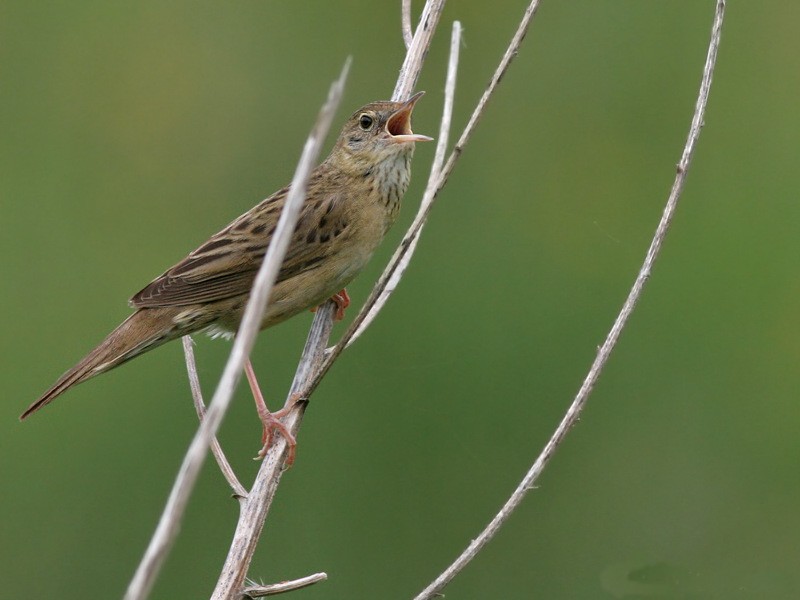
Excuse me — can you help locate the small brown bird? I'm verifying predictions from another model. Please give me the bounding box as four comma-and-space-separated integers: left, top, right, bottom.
21, 92, 431, 429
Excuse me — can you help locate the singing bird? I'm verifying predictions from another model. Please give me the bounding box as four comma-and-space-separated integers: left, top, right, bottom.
21, 93, 431, 439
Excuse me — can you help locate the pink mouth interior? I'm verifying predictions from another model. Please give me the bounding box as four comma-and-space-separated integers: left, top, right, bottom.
387, 109, 413, 136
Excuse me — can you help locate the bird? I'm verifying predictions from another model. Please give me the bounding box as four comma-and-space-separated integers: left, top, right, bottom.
21, 92, 432, 454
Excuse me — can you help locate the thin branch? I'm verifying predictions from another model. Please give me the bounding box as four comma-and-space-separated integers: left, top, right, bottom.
394, 0, 447, 102
440, 0, 541, 184
124, 59, 351, 600
182, 335, 248, 499
430, 22, 460, 178
347, 20, 462, 347
241, 572, 327, 597
402, 0, 413, 49
411, 2, 727, 598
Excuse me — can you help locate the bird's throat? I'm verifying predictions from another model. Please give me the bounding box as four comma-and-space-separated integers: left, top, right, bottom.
374, 148, 413, 225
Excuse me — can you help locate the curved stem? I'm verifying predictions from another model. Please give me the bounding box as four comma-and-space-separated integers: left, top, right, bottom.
412, 2, 727, 598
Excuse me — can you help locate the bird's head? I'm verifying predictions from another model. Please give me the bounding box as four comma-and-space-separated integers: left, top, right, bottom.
330, 91, 432, 172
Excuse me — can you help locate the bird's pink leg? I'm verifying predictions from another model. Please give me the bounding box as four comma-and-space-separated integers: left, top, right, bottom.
244, 359, 296, 464
309, 288, 351, 321
330, 289, 350, 321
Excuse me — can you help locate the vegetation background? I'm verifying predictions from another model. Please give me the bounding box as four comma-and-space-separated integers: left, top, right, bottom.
2, 1, 798, 598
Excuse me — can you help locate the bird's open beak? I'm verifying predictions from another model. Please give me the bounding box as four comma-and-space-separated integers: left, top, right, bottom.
387, 91, 434, 143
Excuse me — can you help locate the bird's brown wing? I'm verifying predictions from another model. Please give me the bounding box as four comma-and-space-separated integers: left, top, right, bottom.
130, 178, 341, 309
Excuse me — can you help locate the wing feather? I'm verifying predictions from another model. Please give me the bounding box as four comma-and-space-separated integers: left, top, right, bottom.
130, 173, 343, 308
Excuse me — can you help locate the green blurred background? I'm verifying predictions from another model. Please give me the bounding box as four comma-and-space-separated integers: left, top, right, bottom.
2, 1, 799, 598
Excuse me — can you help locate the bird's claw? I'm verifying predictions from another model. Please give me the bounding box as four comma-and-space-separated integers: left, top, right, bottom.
255, 414, 297, 465
310, 288, 350, 321
253, 391, 304, 465
331, 289, 350, 321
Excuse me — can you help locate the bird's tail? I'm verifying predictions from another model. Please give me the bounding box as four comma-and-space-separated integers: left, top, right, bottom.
20, 308, 180, 420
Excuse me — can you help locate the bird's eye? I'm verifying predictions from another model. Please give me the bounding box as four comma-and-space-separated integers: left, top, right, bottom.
358, 114, 374, 131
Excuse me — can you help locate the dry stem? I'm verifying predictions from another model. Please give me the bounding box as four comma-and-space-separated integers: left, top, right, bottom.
412, 2, 727, 598
394, 0, 447, 102
182, 335, 247, 499
401, 0, 413, 49
241, 572, 327, 597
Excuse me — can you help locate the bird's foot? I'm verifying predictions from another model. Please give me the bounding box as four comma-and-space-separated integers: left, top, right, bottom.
245, 359, 297, 466
255, 405, 296, 464
310, 288, 350, 321
331, 289, 350, 320
255, 392, 305, 462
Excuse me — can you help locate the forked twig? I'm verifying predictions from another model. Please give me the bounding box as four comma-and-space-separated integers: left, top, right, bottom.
412, 2, 727, 598
124, 59, 351, 600
182, 335, 247, 499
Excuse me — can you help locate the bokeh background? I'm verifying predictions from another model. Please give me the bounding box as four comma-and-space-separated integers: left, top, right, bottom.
2, 1, 799, 598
